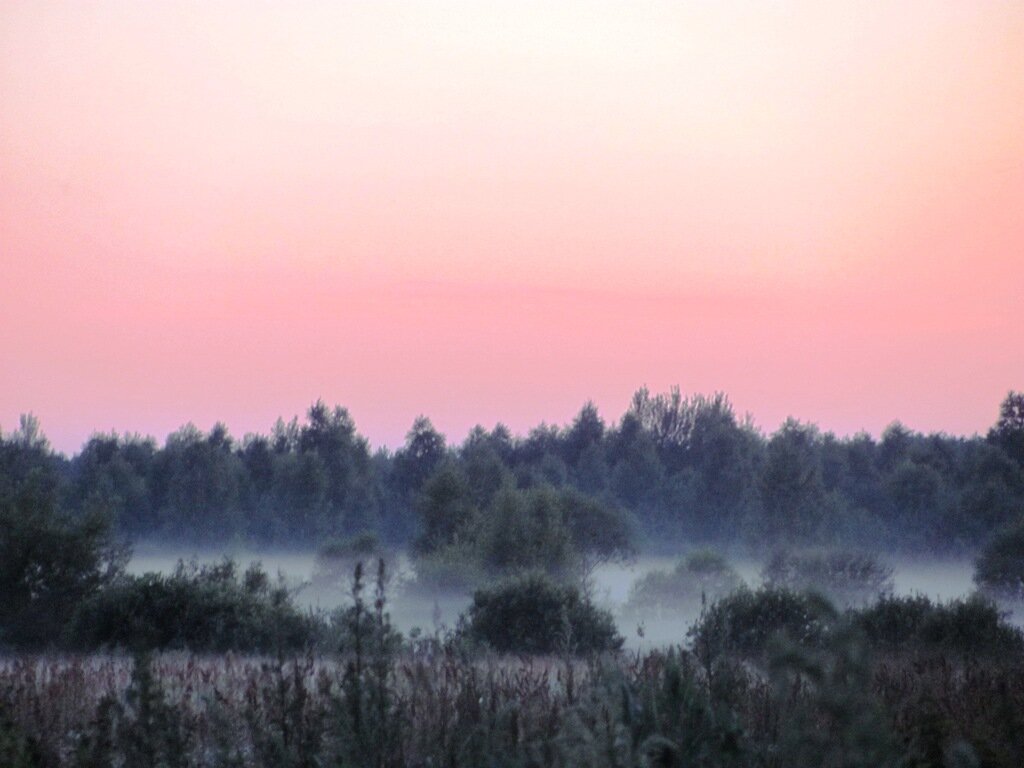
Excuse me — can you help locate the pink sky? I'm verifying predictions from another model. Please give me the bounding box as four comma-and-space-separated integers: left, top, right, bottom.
2, 1, 1022, 454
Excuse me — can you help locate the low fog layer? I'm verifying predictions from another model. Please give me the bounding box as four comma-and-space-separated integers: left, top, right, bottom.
127, 549, 985, 649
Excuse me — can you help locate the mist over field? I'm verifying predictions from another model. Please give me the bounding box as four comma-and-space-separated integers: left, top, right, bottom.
126, 547, 984, 649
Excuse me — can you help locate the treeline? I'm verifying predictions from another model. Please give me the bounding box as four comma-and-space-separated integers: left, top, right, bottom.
2, 389, 1023, 552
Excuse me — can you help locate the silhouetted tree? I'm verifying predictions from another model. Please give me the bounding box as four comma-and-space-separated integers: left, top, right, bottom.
393, 416, 446, 495
989, 391, 1024, 467
757, 419, 826, 544
412, 462, 476, 555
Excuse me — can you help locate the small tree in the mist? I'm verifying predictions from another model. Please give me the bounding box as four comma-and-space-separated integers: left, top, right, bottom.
313, 531, 393, 586
761, 548, 894, 608
975, 517, 1024, 600
409, 471, 635, 590
624, 549, 743, 617
559, 488, 636, 576
477, 486, 575, 574
412, 461, 479, 555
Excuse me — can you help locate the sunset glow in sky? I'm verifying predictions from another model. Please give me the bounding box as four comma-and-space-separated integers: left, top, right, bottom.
2, 1, 1022, 453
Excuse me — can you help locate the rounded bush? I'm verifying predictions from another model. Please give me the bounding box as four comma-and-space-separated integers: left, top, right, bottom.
856, 594, 1024, 655
688, 586, 838, 659
66, 559, 317, 652
466, 572, 622, 654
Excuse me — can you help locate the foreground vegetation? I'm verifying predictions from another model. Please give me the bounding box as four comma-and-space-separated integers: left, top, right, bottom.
2, 514, 1023, 765
2, 583, 1023, 767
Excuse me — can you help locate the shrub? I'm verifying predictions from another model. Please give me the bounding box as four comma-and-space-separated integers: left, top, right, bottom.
855, 594, 1024, 656
761, 548, 894, 607
66, 559, 317, 652
624, 549, 743, 616
465, 572, 622, 654
688, 586, 838, 661
692, 588, 1024, 663
767, 626, 903, 768
975, 518, 1024, 599
0, 485, 126, 648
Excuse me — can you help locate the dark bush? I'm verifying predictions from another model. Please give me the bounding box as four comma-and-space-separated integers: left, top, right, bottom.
66, 559, 317, 652
855, 594, 1024, 656
465, 572, 622, 654
766, 626, 903, 767
0, 484, 125, 648
688, 586, 838, 661
975, 518, 1024, 600
692, 588, 1024, 664
761, 548, 894, 607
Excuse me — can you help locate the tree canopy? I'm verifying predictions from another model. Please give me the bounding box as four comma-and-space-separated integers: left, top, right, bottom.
0, 389, 1021, 556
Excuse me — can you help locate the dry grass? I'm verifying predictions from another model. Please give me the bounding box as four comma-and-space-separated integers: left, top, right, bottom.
2, 646, 1023, 767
